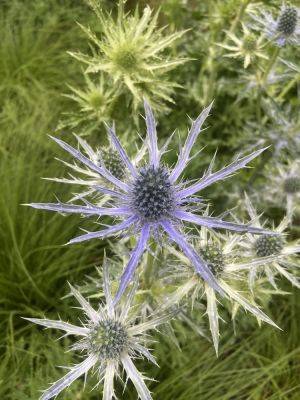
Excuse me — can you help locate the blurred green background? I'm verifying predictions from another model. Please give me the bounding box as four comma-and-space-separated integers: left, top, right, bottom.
0, 0, 299, 399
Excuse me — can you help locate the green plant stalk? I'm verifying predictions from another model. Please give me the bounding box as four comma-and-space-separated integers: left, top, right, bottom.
204, 0, 251, 103
244, 149, 273, 191
276, 74, 300, 101
143, 244, 156, 289
228, 0, 252, 34
262, 47, 280, 85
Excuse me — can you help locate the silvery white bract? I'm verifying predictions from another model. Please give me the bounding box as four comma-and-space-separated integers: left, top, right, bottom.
28, 101, 274, 304
24, 261, 172, 400
163, 222, 279, 356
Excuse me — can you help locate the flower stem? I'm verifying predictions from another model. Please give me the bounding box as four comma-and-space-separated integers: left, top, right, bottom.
262, 47, 280, 85
276, 74, 299, 101
144, 245, 156, 289
228, 0, 251, 34
244, 148, 273, 191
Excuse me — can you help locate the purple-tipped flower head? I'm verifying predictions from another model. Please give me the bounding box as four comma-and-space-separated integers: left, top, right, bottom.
131, 166, 176, 222
28, 100, 275, 304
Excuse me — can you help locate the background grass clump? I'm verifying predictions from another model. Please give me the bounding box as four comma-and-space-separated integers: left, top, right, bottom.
0, 0, 299, 399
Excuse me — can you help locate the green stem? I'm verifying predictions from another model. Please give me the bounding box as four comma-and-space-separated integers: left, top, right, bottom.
276, 74, 300, 101
143, 244, 156, 289
262, 47, 280, 85
204, 0, 251, 103
256, 88, 262, 123
228, 0, 251, 34
244, 149, 272, 191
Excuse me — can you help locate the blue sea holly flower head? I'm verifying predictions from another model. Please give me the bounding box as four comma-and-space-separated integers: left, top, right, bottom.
163, 223, 279, 356
28, 100, 275, 304
250, 3, 300, 47
235, 194, 300, 291
24, 261, 172, 400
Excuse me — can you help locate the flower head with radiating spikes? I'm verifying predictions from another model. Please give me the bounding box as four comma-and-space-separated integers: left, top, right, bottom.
68, 2, 187, 112
28, 100, 274, 304
263, 159, 300, 217
58, 74, 116, 133
250, 4, 300, 47
24, 261, 172, 400
163, 223, 279, 355
218, 24, 268, 68
237, 195, 300, 291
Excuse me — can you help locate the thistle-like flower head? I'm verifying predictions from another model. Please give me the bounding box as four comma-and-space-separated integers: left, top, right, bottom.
237, 194, 300, 290
28, 100, 275, 305
25, 261, 171, 400
163, 223, 279, 355
218, 24, 268, 68
59, 74, 116, 133
250, 3, 300, 47
69, 2, 187, 112
263, 159, 300, 216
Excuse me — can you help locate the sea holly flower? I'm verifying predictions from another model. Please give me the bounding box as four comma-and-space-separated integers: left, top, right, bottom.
250, 4, 300, 47
28, 100, 274, 304
58, 74, 116, 134
162, 225, 279, 355
24, 261, 171, 400
218, 24, 268, 68
68, 2, 187, 112
263, 160, 300, 217
234, 195, 300, 291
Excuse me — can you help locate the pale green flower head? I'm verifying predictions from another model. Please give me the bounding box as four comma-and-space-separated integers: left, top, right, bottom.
58, 74, 116, 133
69, 1, 187, 113
218, 24, 268, 68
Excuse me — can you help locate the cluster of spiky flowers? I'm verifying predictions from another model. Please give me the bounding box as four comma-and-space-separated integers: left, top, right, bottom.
26, 95, 299, 398
161, 219, 279, 356
68, 1, 187, 115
